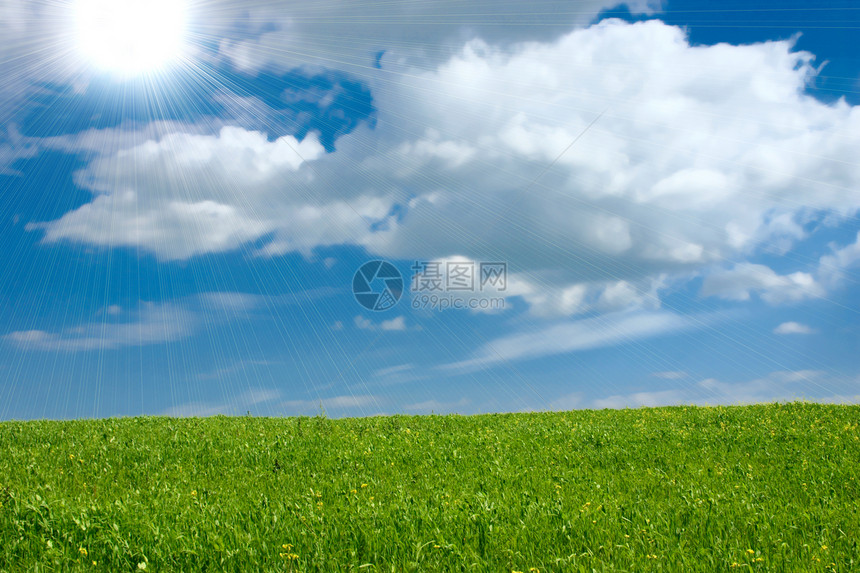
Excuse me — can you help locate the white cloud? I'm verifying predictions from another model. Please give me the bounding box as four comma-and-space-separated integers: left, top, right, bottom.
593, 389, 685, 409
774, 321, 815, 335
242, 388, 282, 406
161, 401, 226, 418
374, 363, 414, 378
505, 278, 590, 318
701, 263, 824, 304
30, 126, 397, 260
280, 394, 382, 416
197, 359, 275, 381
0, 126, 40, 175
819, 231, 860, 286
371, 363, 430, 386
3, 289, 332, 352
4, 302, 194, 351
548, 392, 584, 411
443, 309, 699, 371
19, 18, 860, 319
697, 370, 829, 405
162, 387, 282, 417
380, 316, 407, 331
403, 397, 470, 414
354, 315, 409, 331
211, 0, 663, 73
651, 371, 688, 379
496, 269, 665, 317
362, 20, 860, 279
584, 370, 856, 409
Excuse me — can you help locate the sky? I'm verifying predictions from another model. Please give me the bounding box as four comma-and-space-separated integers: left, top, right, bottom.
0, 0, 858, 420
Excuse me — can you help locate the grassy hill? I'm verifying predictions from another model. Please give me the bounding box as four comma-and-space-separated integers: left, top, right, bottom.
1, 403, 858, 571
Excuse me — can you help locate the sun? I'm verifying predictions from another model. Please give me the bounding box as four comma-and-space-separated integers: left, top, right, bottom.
74, 0, 189, 76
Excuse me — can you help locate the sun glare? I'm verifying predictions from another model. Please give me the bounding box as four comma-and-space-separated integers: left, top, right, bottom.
74, 0, 189, 76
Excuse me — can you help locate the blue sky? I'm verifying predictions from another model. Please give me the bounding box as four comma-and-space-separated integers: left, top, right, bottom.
0, 0, 858, 419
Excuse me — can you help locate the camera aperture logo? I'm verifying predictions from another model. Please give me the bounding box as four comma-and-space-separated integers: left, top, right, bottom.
353, 260, 404, 311
352, 259, 507, 312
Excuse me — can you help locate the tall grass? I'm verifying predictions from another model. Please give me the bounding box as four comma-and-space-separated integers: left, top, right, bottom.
1, 403, 858, 571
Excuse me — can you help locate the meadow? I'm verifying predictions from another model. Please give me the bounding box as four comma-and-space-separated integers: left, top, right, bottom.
0, 402, 858, 571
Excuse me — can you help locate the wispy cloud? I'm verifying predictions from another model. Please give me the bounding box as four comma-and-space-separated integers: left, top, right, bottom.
579, 370, 856, 410
5, 303, 194, 351
280, 394, 384, 416
196, 359, 275, 381
651, 371, 688, 379
442, 310, 702, 372
162, 388, 282, 417
403, 397, 469, 414
592, 389, 687, 409
370, 363, 430, 386
4, 288, 337, 352
354, 315, 410, 332
774, 321, 815, 335
548, 392, 584, 411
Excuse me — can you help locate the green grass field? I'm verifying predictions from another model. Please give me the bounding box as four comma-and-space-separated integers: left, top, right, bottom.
1, 403, 858, 571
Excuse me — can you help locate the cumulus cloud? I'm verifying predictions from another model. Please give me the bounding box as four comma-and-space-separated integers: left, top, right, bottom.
210, 0, 663, 73
701, 263, 824, 304
506, 272, 664, 317
819, 231, 860, 286
30, 126, 397, 260
0, 1, 662, 126
360, 20, 860, 277
21, 18, 860, 318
